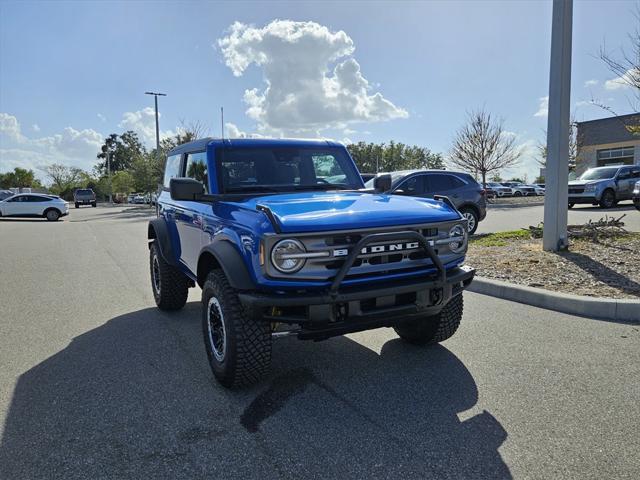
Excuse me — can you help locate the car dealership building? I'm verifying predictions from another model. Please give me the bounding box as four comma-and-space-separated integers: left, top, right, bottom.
575, 112, 640, 174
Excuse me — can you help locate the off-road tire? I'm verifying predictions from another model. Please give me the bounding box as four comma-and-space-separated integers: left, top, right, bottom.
459, 207, 479, 235
599, 189, 616, 209
394, 294, 464, 345
202, 270, 271, 388
75, 203, 79, 209
149, 241, 189, 311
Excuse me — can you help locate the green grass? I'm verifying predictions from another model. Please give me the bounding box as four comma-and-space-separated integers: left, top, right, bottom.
471, 230, 531, 247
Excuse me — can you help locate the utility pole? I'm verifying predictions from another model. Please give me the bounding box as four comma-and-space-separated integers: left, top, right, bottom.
107, 151, 112, 204
145, 91, 167, 168
543, 0, 572, 252
221, 107, 224, 140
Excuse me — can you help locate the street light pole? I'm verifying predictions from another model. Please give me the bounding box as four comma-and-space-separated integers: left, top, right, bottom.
107, 151, 112, 203
145, 91, 167, 168
543, 0, 573, 252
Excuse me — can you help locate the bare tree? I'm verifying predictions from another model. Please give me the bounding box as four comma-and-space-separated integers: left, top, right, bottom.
537, 116, 579, 169
595, 3, 640, 132
176, 119, 209, 143
449, 109, 521, 188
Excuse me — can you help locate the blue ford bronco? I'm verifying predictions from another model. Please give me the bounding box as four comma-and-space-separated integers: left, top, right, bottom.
148, 138, 475, 388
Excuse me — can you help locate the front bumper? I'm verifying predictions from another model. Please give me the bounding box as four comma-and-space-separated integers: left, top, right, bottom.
239, 265, 475, 339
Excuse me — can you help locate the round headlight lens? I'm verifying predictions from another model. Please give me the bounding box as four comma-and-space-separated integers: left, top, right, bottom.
448, 224, 467, 254
271, 239, 306, 273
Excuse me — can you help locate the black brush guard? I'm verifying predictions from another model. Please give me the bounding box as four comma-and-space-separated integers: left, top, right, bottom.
238, 231, 474, 340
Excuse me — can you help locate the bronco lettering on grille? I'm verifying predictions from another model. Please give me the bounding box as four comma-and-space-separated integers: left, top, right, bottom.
333, 242, 420, 257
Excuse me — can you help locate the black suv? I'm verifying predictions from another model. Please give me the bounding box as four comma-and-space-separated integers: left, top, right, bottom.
365, 170, 487, 234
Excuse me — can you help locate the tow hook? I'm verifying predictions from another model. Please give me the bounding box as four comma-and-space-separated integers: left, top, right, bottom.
430, 287, 444, 306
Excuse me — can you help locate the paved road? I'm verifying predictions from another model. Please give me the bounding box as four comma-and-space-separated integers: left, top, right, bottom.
1, 206, 638, 479
479, 202, 640, 234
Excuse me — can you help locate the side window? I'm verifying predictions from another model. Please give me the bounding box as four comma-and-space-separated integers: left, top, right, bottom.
629, 168, 640, 178
163, 154, 182, 188
426, 174, 454, 193
184, 151, 209, 193
26, 196, 45, 202
7, 196, 23, 202
449, 176, 466, 189
395, 175, 424, 195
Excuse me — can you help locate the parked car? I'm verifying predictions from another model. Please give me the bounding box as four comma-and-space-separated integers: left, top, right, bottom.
0, 193, 69, 221
364, 170, 487, 234
526, 184, 545, 196
633, 180, 640, 211
485, 182, 513, 197
73, 188, 96, 208
149, 138, 475, 387
568, 165, 640, 209
500, 182, 536, 196
0, 189, 14, 201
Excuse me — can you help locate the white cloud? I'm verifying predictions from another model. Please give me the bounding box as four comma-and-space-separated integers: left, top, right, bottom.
97, 113, 106, 122
32, 124, 40, 132
0, 113, 26, 142
534, 96, 549, 118
224, 122, 267, 139
217, 20, 408, 136
604, 68, 638, 90
118, 107, 174, 145
584, 79, 598, 87
0, 112, 103, 174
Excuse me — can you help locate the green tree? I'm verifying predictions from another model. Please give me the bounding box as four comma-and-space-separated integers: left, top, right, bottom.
0, 167, 40, 189
347, 142, 445, 173
95, 131, 146, 175
111, 170, 135, 195
132, 153, 161, 193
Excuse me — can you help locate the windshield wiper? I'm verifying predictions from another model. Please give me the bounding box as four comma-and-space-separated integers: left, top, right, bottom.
289, 184, 351, 191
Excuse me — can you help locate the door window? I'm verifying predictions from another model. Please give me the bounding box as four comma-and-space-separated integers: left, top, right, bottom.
426, 174, 455, 193
163, 154, 182, 187
395, 175, 424, 195
184, 151, 209, 193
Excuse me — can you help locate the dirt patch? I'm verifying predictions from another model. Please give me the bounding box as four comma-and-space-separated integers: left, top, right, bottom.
467, 232, 640, 299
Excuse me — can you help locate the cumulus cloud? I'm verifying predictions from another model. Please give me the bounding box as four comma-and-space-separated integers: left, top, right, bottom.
0, 112, 103, 174
534, 96, 549, 117
32, 124, 41, 132
224, 122, 266, 139
217, 20, 408, 136
584, 79, 598, 87
604, 68, 638, 90
119, 107, 174, 145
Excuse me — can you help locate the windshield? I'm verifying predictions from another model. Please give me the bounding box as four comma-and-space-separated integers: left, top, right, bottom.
579, 167, 619, 181
76, 189, 93, 195
218, 147, 362, 193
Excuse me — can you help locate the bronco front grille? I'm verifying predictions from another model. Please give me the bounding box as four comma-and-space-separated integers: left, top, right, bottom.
263, 221, 461, 282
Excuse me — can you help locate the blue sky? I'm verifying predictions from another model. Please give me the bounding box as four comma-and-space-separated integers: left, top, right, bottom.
1, 0, 638, 181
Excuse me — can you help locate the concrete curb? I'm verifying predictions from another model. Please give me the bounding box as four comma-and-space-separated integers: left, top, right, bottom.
468, 276, 640, 322
486, 201, 545, 209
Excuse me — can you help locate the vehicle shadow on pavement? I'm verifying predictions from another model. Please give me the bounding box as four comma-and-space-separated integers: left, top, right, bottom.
0, 305, 511, 479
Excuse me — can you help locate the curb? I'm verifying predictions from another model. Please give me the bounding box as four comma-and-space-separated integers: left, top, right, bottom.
467, 276, 640, 322
486, 201, 545, 209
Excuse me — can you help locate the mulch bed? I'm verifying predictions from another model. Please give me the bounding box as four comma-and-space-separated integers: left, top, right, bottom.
467, 232, 640, 299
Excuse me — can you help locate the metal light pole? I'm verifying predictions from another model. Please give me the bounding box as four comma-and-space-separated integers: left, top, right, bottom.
107, 151, 112, 203
145, 91, 167, 165
543, 0, 573, 252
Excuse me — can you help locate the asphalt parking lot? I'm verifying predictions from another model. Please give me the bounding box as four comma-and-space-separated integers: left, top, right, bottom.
1, 206, 639, 479
478, 202, 640, 234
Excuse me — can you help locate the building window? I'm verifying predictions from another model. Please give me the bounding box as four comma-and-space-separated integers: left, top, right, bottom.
597, 146, 634, 166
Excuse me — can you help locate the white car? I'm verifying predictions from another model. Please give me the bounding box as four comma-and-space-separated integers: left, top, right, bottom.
0, 193, 69, 221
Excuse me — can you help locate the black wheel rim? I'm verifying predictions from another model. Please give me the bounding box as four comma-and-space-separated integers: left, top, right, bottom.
207, 297, 226, 362
604, 192, 614, 207
152, 255, 161, 295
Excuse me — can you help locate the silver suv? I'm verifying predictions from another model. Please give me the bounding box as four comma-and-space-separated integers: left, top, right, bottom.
568, 165, 640, 209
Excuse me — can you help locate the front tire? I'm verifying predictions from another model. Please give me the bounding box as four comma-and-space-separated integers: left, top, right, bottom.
394, 294, 464, 345
75, 203, 79, 209
202, 270, 271, 388
513, 191, 522, 197
149, 241, 189, 311
92, 202, 97, 207
599, 189, 616, 209
460, 207, 479, 234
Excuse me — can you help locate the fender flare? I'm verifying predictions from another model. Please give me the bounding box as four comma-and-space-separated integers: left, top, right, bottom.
197, 241, 256, 291
147, 218, 178, 267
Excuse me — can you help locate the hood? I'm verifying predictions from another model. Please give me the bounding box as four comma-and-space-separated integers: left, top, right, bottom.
568, 180, 602, 187
226, 192, 462, 233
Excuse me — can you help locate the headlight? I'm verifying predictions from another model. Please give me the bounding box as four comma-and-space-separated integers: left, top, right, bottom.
271, 239, 307, 273
584, 183, 597, 192
448, 224, 467, 254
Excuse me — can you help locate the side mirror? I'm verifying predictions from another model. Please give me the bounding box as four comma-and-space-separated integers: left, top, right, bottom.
170, 177, 204, 201
373, 174, 392, 193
